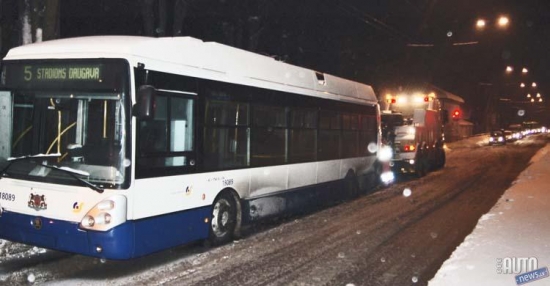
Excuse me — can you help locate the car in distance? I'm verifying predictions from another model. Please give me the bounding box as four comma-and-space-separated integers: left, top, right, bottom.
504, 130, 515, 142
489, 130, 506, 145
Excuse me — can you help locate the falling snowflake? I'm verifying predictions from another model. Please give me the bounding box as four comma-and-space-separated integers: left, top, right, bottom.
367, 142, 378, 153
27, 273, 36, 283
338, 252, 346, 259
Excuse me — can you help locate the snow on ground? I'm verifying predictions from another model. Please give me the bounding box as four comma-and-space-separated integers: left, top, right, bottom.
1, 134, 548, 285
445, 134, 488, 150
430, 142, 550, 286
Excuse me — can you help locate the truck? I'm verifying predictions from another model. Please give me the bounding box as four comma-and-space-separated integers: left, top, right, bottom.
381, 91, 446, 176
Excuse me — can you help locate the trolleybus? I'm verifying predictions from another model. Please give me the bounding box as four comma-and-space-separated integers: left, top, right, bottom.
0, 36, 383, 259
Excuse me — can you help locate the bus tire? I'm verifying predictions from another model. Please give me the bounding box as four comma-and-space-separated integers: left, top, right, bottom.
437, 149, 446, 169
415, 156, 428, 177
209, 192, 238, 246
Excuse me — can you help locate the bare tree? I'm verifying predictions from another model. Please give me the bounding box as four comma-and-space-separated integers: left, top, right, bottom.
16, 0, 59, 45
0, 0, 3, 52
216, 0, 270, 51
245, 0, 270, 52
157, 0, 166, 36
42, 0, 60, 41
173, 0, 191, 36
19, 0, 32, 44
139, 0, 156, 36
136, 0, 269, 52
139, 0, 194, 37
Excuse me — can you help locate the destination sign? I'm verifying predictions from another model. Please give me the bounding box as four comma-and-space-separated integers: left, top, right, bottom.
2, 59, 128, 91
24, 65, 101, 81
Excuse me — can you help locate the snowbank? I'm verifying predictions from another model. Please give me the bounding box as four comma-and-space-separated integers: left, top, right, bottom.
429, 143, 550, 286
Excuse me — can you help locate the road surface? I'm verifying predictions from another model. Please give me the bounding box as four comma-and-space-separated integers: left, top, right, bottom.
0, 135, 547, 286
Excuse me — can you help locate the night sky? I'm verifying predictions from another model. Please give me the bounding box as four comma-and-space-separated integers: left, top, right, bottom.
5, 0, 550, 124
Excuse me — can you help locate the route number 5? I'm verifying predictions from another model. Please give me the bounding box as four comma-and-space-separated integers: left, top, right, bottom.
24, 66, 32, 81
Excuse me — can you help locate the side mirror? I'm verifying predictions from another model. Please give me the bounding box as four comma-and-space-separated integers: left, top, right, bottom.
134, 85, 156, 120
441, 109, 449, 124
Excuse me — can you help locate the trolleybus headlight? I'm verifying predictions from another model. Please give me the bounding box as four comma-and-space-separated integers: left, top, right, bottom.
94, 213, 112, 225
97, 200, 115, 211
80, 195, 127, 231
83, 215, 95, 227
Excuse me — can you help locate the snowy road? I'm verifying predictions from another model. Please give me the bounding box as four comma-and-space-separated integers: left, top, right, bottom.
0, 135, 547, 286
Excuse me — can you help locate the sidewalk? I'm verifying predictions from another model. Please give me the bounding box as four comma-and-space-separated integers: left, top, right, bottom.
429, 142, 550, 286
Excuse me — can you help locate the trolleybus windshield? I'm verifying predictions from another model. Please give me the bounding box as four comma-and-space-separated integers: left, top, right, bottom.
0, 59, 131, 188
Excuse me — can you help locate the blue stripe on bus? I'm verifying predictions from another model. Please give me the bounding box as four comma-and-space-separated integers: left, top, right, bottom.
0, 206, 211, 260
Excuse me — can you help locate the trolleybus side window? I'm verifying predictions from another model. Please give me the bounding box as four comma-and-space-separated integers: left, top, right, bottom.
251, 104, 288, 166
203, 99, 250, 170
289, 108, 317, 163
359, 106, 378, 156
138, 93, 194, 168
342, 113, 359, 158
318, 110, 341, 161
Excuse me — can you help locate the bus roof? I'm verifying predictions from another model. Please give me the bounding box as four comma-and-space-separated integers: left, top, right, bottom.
3, 36, 377, 105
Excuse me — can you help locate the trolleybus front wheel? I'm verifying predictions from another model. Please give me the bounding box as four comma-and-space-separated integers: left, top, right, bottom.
209, 192, 237, 245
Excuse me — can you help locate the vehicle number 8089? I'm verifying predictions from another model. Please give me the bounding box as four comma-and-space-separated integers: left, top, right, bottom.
0, 192, 15, 201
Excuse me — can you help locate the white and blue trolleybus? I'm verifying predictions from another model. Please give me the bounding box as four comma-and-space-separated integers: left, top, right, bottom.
0, 36, 384, 259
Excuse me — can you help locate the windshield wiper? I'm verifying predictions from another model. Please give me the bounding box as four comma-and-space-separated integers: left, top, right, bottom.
0, 153, 103, 193
0, 153, 61, 179
37, 163, 104, 194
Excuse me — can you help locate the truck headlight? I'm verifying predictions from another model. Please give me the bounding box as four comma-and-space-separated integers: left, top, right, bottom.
80, 195, 127, 231
380, 171, 395, 184
377, 145, 393, 162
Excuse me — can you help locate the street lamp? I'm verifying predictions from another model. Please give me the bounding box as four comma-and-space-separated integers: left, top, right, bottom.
506, 66, 513, 73
476, 16, 510, 30
537, 93, 541, 98
527, 94, 532, 98
532, 82, 537, 88
520, 83, 525, 88
476, 19, 486, 29
522, 68, 529, 74
497, 16, 510, 28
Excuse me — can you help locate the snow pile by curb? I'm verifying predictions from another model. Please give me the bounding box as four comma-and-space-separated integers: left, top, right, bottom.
429, 143, 550, 286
